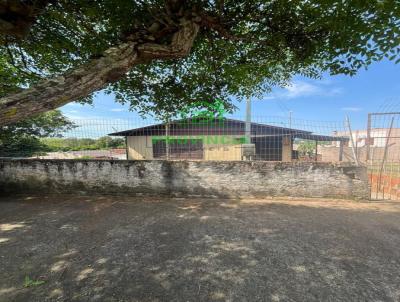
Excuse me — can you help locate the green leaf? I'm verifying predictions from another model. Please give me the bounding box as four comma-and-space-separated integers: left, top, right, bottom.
1, 0, 399, 119
23, 276, 46, 288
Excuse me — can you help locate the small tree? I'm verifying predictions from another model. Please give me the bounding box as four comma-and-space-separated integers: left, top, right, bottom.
0, 110, 75, 157
107, 138, 125, 149
95, 136, 124, 149
297, 139, 330, 160
297, 140, 316, 159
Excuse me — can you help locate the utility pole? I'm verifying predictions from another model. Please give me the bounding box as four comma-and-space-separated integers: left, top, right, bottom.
245, 96, 251, 144
165, 119, 170, 160
366, 113, 371, 162
242, 96, 256, 160
346, 115, 359, 166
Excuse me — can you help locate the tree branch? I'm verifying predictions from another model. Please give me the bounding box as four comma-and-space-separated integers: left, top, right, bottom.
200, 14, 274, 48
138, 18, 199, 59
0, 0, 52, 42
0, 19, 200, 125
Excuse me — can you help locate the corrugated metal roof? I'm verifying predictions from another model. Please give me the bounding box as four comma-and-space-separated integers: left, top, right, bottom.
108, 118, 311, 136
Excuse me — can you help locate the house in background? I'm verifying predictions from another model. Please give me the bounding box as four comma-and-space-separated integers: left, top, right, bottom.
109, 118, 347, 161
319, 128, 400, 163
332, 128, 400, 148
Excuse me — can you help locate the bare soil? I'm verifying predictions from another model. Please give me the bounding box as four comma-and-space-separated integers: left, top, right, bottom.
0, 194, 400, 301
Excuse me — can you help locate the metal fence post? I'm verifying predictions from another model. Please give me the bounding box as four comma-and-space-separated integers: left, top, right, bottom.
366, 113, 371, 162
346, 116, 359, 166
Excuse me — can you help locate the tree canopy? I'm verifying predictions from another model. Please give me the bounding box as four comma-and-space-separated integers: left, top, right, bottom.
0, 110, 75, 156
0, 0, 399, 125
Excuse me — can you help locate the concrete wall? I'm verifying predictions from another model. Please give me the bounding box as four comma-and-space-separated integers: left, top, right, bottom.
0, 159, 369, 199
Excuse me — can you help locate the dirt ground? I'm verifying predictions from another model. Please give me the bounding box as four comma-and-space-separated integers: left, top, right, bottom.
0, 195, 400, 302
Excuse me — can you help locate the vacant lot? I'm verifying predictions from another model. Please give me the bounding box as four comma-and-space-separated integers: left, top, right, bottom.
0, 195, 399, 302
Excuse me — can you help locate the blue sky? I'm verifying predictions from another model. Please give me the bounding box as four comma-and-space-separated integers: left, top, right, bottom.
61, 59, 400, 133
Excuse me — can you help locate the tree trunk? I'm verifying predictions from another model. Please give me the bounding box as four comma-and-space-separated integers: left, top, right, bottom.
0, 19, 199, 126
0, 0, 51, 40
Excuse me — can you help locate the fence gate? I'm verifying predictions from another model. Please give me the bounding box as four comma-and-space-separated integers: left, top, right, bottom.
367, 112, 400, 200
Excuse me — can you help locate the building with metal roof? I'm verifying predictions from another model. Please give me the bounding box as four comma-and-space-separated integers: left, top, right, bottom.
109, 118, 348, 161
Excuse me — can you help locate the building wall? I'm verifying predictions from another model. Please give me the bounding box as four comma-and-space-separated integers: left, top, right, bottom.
203, 135, 243, 161
127, 135, 244, 161
127, 136, 154, 160
318, 145, 354, 162
127, 135, 294, 161
0, 159, 369, 199
333, 128, 400, 148
319, 145, 400, 163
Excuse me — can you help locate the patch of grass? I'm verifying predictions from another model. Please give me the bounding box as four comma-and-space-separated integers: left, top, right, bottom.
23, 276, 45, 288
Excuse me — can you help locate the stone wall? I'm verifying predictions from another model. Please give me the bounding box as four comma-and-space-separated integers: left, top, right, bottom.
0, 159, 369, 199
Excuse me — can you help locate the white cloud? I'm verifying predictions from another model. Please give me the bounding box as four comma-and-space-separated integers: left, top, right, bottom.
110, 108, 125, 112
341, 107, 362, 112
262, 95, 277, 100
63, 113, 101, 120
265, 80, 343, 100
284, 81, 320, 98
64, 102, 84, 107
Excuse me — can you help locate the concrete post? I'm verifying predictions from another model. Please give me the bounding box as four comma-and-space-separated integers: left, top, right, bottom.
245, 96, 251, 144
339, 140, 344, 162
282, 135, 292, 162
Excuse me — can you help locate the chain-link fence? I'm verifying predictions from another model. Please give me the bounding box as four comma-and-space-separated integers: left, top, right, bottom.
1, 116, 357, 163
366, 112, 400, 200
4, 106, 400, 202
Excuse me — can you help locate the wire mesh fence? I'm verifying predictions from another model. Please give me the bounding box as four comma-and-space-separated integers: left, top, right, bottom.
3, 104, 400, 202
366, 112, 400, 200
1, 115, 358, 163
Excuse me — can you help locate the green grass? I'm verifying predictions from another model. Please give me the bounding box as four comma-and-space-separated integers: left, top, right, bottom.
23, 276, 45, 288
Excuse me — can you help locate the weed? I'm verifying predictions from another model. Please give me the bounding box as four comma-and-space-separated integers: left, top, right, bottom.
23, 276, 45, 288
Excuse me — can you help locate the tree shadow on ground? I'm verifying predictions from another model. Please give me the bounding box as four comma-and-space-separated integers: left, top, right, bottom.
0, 195, 400, 301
